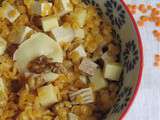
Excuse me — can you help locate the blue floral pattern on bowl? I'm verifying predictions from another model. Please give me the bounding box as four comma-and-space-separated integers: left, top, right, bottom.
83, 0, 142, 120
104, 0, 126, 29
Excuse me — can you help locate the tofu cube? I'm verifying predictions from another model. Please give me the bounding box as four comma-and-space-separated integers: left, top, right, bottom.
31, 1, 52, 16
2, 1, 20, 23
58, 0, 73, 16
15, 26, 34, 43
73, 45, 87, 58
104, 62, 123, 81
51, 26, 75, 43
79, 58, 97, 75
42, 15, 59, 32
73, 9, 87, 27
0, 36, 7, 55
74, 28, 85, 39
37, 84, 60, 107
89, 69, 107, 91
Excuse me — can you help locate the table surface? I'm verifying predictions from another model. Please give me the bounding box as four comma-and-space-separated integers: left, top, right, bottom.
124, 0, 160, 120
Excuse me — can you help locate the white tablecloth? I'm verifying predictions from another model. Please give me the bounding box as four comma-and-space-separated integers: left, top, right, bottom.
124, 0, 160, 120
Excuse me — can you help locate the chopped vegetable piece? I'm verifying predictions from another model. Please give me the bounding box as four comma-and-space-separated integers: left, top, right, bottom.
69, 88, 94, 104
104, 62, 123, 81
73, 9, 87, 27
72, 45, 87, 58
37, 84, 60, 107
89, 69, 107, 91
2, 1, 20, 23
51, 26, 75, 43
79, 58, 98, 75
15, 26, 34, 44
31, 1, 52, 16
54, 0, 73, 16
41, 15, 59, 32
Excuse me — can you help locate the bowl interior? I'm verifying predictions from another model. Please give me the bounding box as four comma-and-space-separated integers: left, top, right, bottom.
83, 0, 142, 119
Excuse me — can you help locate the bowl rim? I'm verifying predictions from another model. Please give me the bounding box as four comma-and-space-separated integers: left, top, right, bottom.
119, 0, 144, 120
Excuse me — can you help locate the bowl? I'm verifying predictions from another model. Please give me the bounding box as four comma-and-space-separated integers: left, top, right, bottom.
83, 0, 143, 119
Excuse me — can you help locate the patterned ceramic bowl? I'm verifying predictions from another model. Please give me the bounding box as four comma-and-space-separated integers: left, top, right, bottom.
83, 0, 143, 119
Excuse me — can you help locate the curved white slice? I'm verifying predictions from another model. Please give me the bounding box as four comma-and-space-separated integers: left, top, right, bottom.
13, 32, 63, 73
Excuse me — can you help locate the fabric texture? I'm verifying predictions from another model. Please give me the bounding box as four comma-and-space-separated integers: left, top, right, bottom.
124, 0, 160, 120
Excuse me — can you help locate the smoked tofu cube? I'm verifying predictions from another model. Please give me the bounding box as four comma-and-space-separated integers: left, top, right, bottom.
31, 1, 52, 16
0, 36, 7, 55
73, 9, 87, 27
37, 84, 60, 107
73, 45, 87, 58
104, 62, 123, 81
79, 58, 97, 75
42, 15, 59, 32
89, 69, 107, 91
2, 1, 20, 23
51, 26, 75, 43
74, 28, 85, 39
15, 26, 34, 43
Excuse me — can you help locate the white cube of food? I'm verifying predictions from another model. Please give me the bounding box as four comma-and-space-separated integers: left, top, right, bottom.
73, 9, 87, 27
42, 72, 59, 82
73, 45, 87, 58
0, 36, 7, 55
2, 1, 20, 23
31, 1, 52, 16
89, 69, 107, 91
37, 84, 60, 107
74, 28, 85, 39
79, 58, 98, 75
58, 0, 73, 16
42, 15, 59, 32
104, 62, 123, 81
51, 26, 75, 43
68, 113, 79, 120
15, 26, 34, 43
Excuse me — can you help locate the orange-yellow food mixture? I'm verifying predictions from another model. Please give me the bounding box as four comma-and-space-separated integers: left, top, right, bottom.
0, 0, 122, 120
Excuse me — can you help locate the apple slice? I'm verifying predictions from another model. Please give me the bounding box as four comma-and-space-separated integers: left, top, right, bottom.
13, 32, 63, 73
